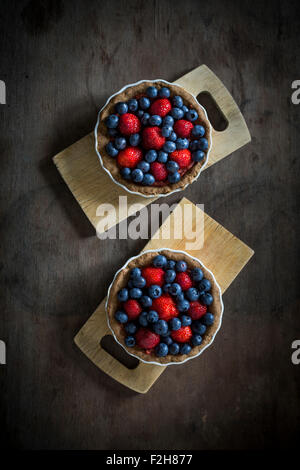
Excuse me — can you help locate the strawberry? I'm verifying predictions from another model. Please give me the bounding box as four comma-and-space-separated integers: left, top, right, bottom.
171, 326, 192, 343
152, 294, 179, 321
142, 126, 166, 150
149, 98, 172, 117
118, 113, 141, 135
173, 120, 194, 138
188, 301, 207, 320
136, 328, 160, 349
175, 272, 193, 291
141, 267, 165, 287
170, 149, 192, 169
123, 299, 142, 320
150, 162, 168, 181
117, 147, 142, 168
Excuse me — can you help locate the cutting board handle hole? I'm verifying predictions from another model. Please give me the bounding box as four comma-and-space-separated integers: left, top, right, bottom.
196, 91, 228, 131
100, 335, 139, 369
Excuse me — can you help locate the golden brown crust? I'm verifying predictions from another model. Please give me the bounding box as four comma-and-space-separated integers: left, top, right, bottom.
106, 249, 222, 364
97, 81, 211, 196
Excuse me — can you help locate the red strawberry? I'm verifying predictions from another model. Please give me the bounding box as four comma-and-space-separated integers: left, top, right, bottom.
170, 149, 192, 169
117, 147, 142, 168
123, 299, 142, 320
188, 301, 207, 320
142, 126, 165, 150
136, 328, 160, 349
175, 272, 193, 291
174, 120, 194, 138
149, 98, 172, 117
141, 267, 165, 287
171, 326, 192, 343
150, 162, 168, 181
152, 294, 179, 321
119, 113, 141, 135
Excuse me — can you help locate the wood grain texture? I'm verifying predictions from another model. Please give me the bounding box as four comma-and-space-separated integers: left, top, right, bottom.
53, 65, 250, 230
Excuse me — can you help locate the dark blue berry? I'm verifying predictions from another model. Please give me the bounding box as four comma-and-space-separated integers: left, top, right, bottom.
201, 312, 214, 326
145, 150, 157, 163
198, 138, 208, 150
130, 288, 142, 299
139, 97, 151, 110
154, 319, 169, 336
106, 142, 119, 157
142, 174, 155, 185
117, 288, 129, 302
149, 114, 162, 126
191, 268, 204, 282
192, 125, 205, 138
163, 115, 174, 127
114, 310, 128, 324
192, 321, 206, 335
161, 125, 173, 138
125, 336, 136, 347
169, 283, 182, 296
176, 260, 187, 272
127, 279, 134, 288
182, 105, 189, 114
128, 98, 138, 112
186, 109, 198, 121
129, 133, 141, 146
153, 254, 167, 268
157, 151, 168, 163
192, 150, 205, 162
121, 167, 131, 180
139, 311, 148, 327
114, 136, 127, 150
163, 283, 171, 293
180, 344, 192, 355
170, 107, 184, 120
146, 86, 158, 98
189, 140, 200, 152
200, 293, 214, 306
176, 292, 185, 302
166, 259, 176, 269
169, 131, 177, 142
186, 287, 199, 301
130, 267, 142, 279
168, 172, 181, 184
176, 138, 189, 150
181, 315, 192, 326
125, 322, 137, 334
191, 334, 203, 346
165, 269, 176, 283
166, 161, 179, 173
198, 278, 211, 292
163, 141, 176, 153
137, 109, 144, 118
108, 128, 118, 137
132, 276, 146, 288
115, 102, 128, 115
105, 114, 119, 128
172, 95, 183, 108
137, 161, 150, 173
162, 335, 173, 346
141, 113, 150, 125
148, 285, 162, 299
158, 87, 170, 98
155, 343, 169, 357
169, 342, 180, 355
140, 295, 152, 308
132, 168, 144, 183
147, 310, 159, 323
177, 299, 190, 312
169, 317, 181, 331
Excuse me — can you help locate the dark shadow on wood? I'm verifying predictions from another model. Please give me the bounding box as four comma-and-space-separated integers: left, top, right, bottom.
100, 334, 139, 370
197, 91, 229, 131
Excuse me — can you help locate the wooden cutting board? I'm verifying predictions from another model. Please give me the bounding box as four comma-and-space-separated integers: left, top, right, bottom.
53, 65, 251, 232
74, 198, 254, 393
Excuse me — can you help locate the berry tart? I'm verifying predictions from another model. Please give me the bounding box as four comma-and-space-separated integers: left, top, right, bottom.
106, 249, 223, 365
95, 80, 212, 197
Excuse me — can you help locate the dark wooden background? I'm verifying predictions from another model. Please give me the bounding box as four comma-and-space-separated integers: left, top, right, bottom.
0, 0, 299, 450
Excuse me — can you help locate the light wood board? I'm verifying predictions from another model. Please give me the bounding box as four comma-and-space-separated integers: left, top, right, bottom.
74, 198, 254, 393
53, 65, 251, 232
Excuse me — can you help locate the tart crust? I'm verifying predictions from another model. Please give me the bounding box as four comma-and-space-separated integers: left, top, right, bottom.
97, 81, 212, 196
106, 249, 223, 365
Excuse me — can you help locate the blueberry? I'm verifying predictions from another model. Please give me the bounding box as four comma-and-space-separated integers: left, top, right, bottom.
172, 95, 183, 108
176, 260, 187, 272
181, 315, 192, 326
105, 114, 119, 128
147, 310, 159, 323
130, 267, 141, 279
198, 278, 211, 292
186, 109, 198, 121
139, 97, 151, 110
192, 125, 205, 138
200, 293, 214, 306
180, 344, 192, 355
169, 283, 182, 296
121, 167, 131, 180
201, 313, 214, 326
169, 131, 177, 142
128, 98, 138, 112
153, 254, 167, 268
125, 336, 136, 347
142, 173, 155, 185
139, 311, 149, 327
192, 321, 206, 335
137, 161, 150, 172
114, 310, 128, 324
163, 141, 176, 153
127, 280, 134, 288
163, 283, 171, 293
137, 109, 144, 118
191, 334, 203, 346
115, 101, 128, 115
114, 136, 127, 150
158, 87, 170, 98
166, 161, 179, 173
182, 105, 189, 114
176, 138, 189, 150
140, 295, 152, 308
168, 172, 181, 184
155, 343, 169, 357
141, 113, 150, 125
189, 140, 200, 152
192, 150, 205, 162
161, 125, 173, 138
198, 138, 209, 150
154, 320, 169, 336
148, 285, 162, 299
125, 322, 137, 334
170, 107, 184, 120
163, 115, 174, 127
165, 269, 176, 283
186, 287, 199, 302
169, 317, 181, 331
177, 299, 190, 312
191, 268, 204, 282
162, 335, 173, 346
146, 86, 158, 98
145, 150, 157, 163
169, 342, 180, 355
166, 260, 176, 269
132, 276, 146, 288
149, 114, 162, 126
176, 292, 185, 302
108, 128, 118, 137
106, 142, 119, 157
132, 168, 144, 183
129, 133, 141, 146
130, 288, 142, 299
117, 288, 129, 302
157, 151, 168, 163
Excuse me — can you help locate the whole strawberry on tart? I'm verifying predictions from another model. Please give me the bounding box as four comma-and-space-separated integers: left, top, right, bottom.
106, 249, 223, 365
96, 80, 211, 196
